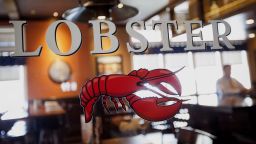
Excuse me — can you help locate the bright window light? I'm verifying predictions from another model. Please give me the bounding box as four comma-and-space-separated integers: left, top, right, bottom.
132, 50, 251, 106
164, 53, 196, 96
198, 94, 218, 106
132, 54, 164, 70
194, 52, 222, 94
0, 66, 27, 119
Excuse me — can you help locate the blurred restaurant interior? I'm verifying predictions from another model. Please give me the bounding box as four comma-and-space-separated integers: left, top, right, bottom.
1, 0, 256, 144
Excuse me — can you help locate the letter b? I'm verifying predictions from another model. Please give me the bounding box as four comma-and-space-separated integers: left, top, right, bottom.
89, 20, 119, 54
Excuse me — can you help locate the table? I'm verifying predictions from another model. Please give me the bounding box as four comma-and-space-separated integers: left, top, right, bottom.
183, 104, 256, 143
29, 103, 66, 144
29, 104, 65, 117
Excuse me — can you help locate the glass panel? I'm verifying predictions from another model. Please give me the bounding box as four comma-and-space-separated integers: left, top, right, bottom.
164, 53, 196, 96
0, 66, 20, 81
0, 66, 27, 118
231, 65, 251, 89
198, 94, 218, 106
194, 52, 222, 94
222, 51, 242, 65
132, 54, 164, 70
182, 95, 198, 104
194, 52, 216, 67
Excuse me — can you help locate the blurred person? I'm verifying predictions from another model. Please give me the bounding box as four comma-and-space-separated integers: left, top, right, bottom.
216, 65, 251, 106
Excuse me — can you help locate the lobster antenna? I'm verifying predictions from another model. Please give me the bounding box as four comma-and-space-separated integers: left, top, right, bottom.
143, 66, 185, 82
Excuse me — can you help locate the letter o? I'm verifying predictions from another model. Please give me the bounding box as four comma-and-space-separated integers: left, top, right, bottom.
46, 20, 82, 56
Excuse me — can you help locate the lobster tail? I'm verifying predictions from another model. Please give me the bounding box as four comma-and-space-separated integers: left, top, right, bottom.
80, 76, 107, 122
82, 96, 98, 122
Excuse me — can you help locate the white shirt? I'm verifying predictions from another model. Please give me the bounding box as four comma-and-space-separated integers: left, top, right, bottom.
216, 76, 245, 98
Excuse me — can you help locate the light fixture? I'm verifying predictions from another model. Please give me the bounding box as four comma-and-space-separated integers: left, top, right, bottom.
62, 0, 138, 23
248, 33, 255, 38
246, 19, 254, 25
53, 12, 59, 17
97, 15, 106, 20
117, 3, 124, 9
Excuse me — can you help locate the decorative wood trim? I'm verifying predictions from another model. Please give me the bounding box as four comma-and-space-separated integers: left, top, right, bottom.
205, 0, 256, 21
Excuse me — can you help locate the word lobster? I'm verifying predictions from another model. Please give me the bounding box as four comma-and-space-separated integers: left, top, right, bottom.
79, 68, 184, 122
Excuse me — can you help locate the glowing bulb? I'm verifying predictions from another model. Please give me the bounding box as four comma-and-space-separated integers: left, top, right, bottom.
117, 3, 124, 9
97, 15, 106, 20
246, 19, 254, 25
248, 33, 255, 38
53, 12, 59, 17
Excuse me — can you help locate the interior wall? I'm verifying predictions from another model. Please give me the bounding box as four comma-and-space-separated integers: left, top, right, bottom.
25, 20, 93, 99
22, 20, 131, 99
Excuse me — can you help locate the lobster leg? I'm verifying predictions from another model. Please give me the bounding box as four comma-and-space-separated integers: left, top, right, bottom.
118, 98, 126, 111
111, 98, 119, 111
102, 96, 110, 113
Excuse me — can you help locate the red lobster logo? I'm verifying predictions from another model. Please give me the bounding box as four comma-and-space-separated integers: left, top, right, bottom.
80, 68, 184, 122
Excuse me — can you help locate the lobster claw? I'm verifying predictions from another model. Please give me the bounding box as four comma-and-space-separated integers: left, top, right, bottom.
127, 94, 182, 121
142, 69, 181, 96
126, 69, 183, 121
